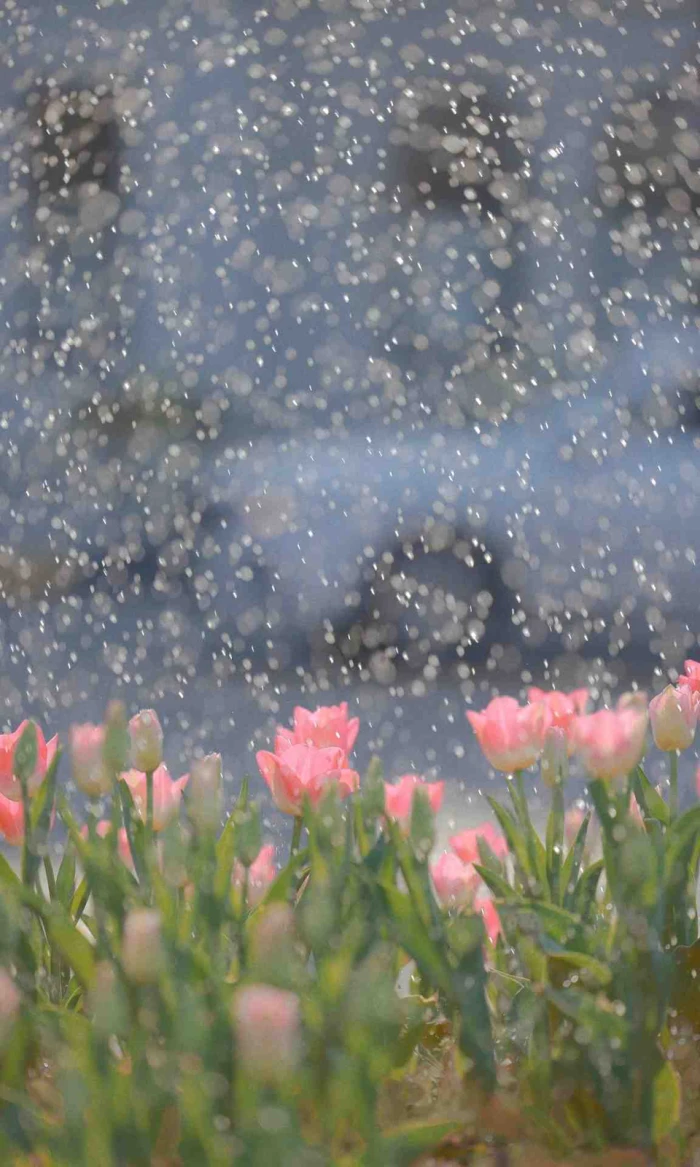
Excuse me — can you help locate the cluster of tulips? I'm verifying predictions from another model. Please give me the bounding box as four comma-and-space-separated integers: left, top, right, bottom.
0, 663, 699, 1162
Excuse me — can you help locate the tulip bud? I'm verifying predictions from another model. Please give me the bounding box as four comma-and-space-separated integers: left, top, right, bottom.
128, 710, 163, 773
122, 909, 164, 985
234, 802, 262, 869
70, 723, 111, 797
0, 969, 20, 1046
232, 984, 300, 1084
104, 701, 130, 776
250, 903, 296, 972
188, 753, 222, 832
540, 726, 568, 787
649, 685, 697, 752
90, 961, 128, 1035
617, 690, 648, 713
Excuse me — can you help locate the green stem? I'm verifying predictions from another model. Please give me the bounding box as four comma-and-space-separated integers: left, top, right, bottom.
289, 815, 302, 861
512, 769, 529, 826
669, 750, 679, 820
549, 780, 565, 901
20, 774, 31, 889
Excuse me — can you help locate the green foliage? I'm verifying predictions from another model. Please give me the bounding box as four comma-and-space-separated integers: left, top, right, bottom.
1, 718, 700, 1165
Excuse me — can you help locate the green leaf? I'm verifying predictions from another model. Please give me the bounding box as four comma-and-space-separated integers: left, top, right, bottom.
671, 939, 700, 1030
235, 774, 250, 811
0, 853, 20, 892
362, 755, 386, 822
450, 914, 497, 1092
55, 845, 77, 908
545, 948, 612, 987
472, 863, 513, 902
103, 702, 130, 776
666, 805, 700, 889
379, 883, 448, 993
652, 1060, 681, 1144
234, 803, 262, 868
476, 835, 505, 876
545, 987, 627, 1044
29, 747, 60, 850
16, 886, 95, 989
13, 722, 38, 787
545, 782, 565, 900
375, 1121, 460, 1167
486, 797, 532, 883
498, 899, 584, 947
634, 766, 670, 827
561, 812, 591, 910
70, 876, 90, 924
572, 859, 604, 924
409, 787, 435, 860
215, 809, 236, 870
259, 848, 309, 907
380, 883, 495, 1091
42, 907, 95, 989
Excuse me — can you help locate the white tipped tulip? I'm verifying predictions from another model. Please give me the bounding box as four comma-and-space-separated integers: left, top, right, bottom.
128, 709, 163, 773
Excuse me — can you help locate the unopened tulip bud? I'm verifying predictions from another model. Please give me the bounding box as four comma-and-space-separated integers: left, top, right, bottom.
70, 723, 111, 797
232, 984, 300, 1084
104, 701, 130, 776
0, 969, 20, 1046
250, 903, 295, 970
649, 685, 697, 752
188, 753, 222, 832
122, 909, 163, 985
128, 710, 163, 773
617, 690, 648, 713
540, 726, 568, 787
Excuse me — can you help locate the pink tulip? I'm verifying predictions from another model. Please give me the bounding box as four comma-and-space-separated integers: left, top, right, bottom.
0, 794, 24, 845
474, 896, 501, 945
233, 844, 277, 908
383, 774, 444, 831
449, 822, 508, 866
649, 685, 698, 752
70, 723, 111, 797
528, 687, 588, 751
120, 764, 188, 831
466, 696, 550, 772
256, 743, 359, 816
431, 851, 480, 909
679, 660, 700, 699
232, 984, 300, 1083
275, 703, 360, 755
80, 820, 134, 869
570, 701, 648, 785
128, 709, 163, 773
0, 721, 58, 802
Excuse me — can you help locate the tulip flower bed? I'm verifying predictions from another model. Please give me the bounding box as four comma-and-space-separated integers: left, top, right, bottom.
2, 674, 700, 1166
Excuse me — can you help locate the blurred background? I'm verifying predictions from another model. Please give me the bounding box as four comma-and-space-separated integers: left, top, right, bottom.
0, 0, 699, 811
